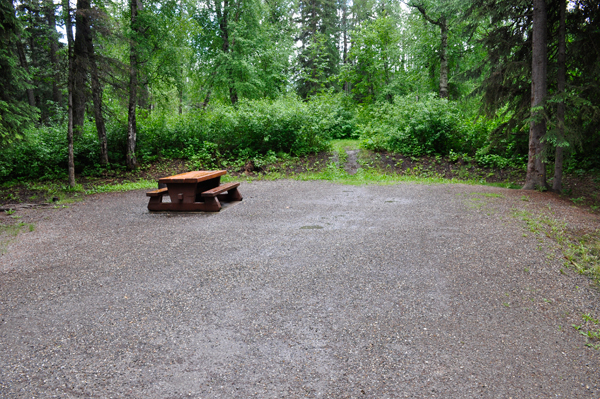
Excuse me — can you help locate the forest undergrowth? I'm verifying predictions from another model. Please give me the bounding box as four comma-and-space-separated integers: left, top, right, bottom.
1, 142, 599, 212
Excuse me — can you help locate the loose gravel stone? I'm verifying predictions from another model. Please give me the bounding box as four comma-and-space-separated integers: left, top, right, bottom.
1, 180, 599, 398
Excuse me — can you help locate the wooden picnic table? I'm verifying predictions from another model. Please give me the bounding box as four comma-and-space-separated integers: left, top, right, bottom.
146, 170, 242, 212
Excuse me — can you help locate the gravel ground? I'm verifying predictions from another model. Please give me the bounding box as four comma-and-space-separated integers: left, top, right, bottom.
1, 180, 599, 398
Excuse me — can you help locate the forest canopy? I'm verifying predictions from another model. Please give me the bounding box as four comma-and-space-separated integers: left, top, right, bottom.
1, 0, 599, 191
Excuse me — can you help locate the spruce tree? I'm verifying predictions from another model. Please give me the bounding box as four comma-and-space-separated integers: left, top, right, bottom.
0, 0, 37, 146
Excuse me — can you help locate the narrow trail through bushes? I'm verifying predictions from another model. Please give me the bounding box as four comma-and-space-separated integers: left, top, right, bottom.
344, 150, 360, 175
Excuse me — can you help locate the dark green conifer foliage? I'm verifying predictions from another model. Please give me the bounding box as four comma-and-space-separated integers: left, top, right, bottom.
296, 0, 340, 98
0, 0, 37, 146
476, 0, 600, 173
16, 0, 66, 122
560, 0, 600, 168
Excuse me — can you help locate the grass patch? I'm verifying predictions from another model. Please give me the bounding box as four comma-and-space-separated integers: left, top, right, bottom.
1, 151, 526, 208
296, 167, 521, 189
338, 150, 349, 166
241, 163, 523, 189
331, 139, 361, 152
84, 179, 156, 194
512, 209, 600, 286
572, 313, 600, 350
486, 182, 521, 189
470, 192, 505, 198
331, 139, 360, 168
0, 222, 36, 255
463, 193, 504, 211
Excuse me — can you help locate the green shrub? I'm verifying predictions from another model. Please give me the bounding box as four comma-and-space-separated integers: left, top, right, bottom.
359, 93, 469, 156
137, 94, 345, 160
306, 91, 357, 139
0, 116, 132, 182
474, 151, 527, 170
1, 95, 355, 182
189, 142, 222, 170
357, 93, 521, 164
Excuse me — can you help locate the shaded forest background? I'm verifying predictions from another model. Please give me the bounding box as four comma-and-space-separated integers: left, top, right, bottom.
0, 0, 599, 190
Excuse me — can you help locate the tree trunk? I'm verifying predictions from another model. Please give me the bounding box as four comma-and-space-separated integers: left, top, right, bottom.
216, 0, 237, 105
27, 6, 40, 107
80, 2, 109, 165
73, 0, 89, 137
342, 0, 348, 94
67, 78, 76, 187
88, 50, 109, 165
523, 0, 548, 190
45, 0, 62, 104
63, 0, 76, 187
412, 5, 449, 99
553, 0, 566, 193
138, 81, 150, 110
202, 90, 211, 110
127, 0, 140, 170
15, 39, 36, 107
178, 85, 183, 115
439, 18, 448, 99
229, 86, 238, 105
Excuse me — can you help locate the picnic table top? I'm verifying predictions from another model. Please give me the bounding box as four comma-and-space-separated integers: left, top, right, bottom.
158, 170, 227, 184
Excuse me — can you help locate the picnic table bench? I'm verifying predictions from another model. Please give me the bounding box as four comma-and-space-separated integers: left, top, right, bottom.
147, 170, 242, 212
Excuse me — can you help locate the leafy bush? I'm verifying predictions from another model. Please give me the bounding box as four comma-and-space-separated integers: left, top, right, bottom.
359, 94, 468, 156
307, 91, 357, 139
474, 151, 527, 170
1, 94, 356, 182
2, 121, 86, 181
137, 94, 348, 160
189, 142, 222, 170
358, 93, 515, 162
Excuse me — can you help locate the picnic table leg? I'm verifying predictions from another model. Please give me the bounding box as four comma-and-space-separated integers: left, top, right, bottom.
227, 186, 243, 201
147, 195, 163, 211
216, 187, 243, 202
202, 196, 221, 212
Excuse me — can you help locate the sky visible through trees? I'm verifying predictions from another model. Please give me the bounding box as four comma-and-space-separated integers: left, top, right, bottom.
0, 0, 599, 191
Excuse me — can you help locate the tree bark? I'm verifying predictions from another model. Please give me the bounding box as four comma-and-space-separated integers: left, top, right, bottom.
202, 90, 211, 110
342, 0, 348, 94
73, 0, 89, 137
80, 2, 109, 165
45, 0, 62, 104
215, 0, 238, 105
27, 5, 40, 107
67, 74, 76, 187
63, 0, 76, 187
179, 86, 183, 115
412, 4, 449, 99
553, 0, 566, 193
523, 0, 548, 190
439, 18, 448, 99
127, 0, 140, 170
15, 38, 36, 107
138, 81, 150, 110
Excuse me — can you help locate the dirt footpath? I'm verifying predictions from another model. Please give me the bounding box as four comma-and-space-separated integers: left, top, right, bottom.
1, 180, 599, 398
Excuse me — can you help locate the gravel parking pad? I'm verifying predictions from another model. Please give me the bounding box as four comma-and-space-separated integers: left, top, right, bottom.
1, 180, 599, 397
